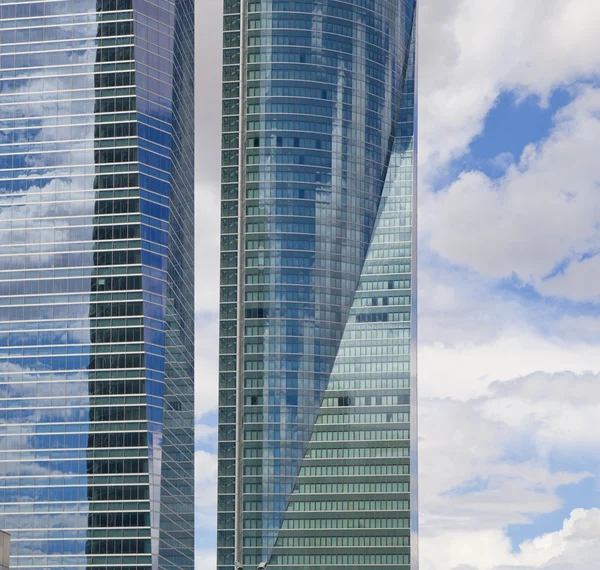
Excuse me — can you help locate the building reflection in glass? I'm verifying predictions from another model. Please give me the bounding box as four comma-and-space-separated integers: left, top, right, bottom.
217, 0, 417, 567
0, 0, 194, 567
86, 0, 151, 566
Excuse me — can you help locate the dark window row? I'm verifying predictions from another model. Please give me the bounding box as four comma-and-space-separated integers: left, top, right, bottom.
95, 97, 136, 113
93, 250, 141, 267
89, 353, 144, 370
89, 378, 145, 396
97, 0, 133, 11
86, 538, 150, 554
87, 458, 148, 475
88, 431, 147, 448
90, 405, 146, 422
94, 148, 138, 165
95, 173, 138, 190
94, 224, 140, 241
95, 198, 140, 215
95, 121, 137, 139
92, 275, 142, 293
97, 21, 133, 38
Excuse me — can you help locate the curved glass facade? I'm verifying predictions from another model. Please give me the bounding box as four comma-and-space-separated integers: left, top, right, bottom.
218, 0, 417, 568
0, 0, 194, 568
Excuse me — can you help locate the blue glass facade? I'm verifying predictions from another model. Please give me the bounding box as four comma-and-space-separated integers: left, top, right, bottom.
218, 0, 417, 568
0, 0, 194, 568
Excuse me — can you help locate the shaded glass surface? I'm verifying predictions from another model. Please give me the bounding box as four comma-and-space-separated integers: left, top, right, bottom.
269, 28, 416, 569
218, 0, 417, 567
0, 0, 194, 568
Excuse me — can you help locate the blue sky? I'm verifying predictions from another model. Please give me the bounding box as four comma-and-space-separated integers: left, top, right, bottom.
195, 1, 600, 568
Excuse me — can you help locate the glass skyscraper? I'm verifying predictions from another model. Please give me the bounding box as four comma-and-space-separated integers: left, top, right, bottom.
218, 0, 417, 568
0, 0, 194, 568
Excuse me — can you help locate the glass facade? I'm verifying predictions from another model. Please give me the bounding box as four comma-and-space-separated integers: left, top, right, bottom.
218, 0, 417, 568
0, 0, 194, 568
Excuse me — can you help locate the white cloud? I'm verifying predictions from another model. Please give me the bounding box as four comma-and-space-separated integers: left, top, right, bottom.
552, 313, 600, 344
419, 397, 588, 534
193, 0, 222, 423
417, 0, 600, 563
419, 0, 600, 174
195, 311, 219, 418
193, 0, 222, 426
195, 449, 217, 532
418, 260, 600, 402
419, 368, 600, 570
538, 253, 600, 303
482, 371, 600, 451
417, 261, 523, 347
195, 0, 223, 191
423, 87, 600, 293
517, 508, 600, 569
195, 421, 218, 445
196, 548, 217, 568
422, 508, 600, 570
420, 330, 600, 402
194, 184, 220, 314
194, 0, 222, 563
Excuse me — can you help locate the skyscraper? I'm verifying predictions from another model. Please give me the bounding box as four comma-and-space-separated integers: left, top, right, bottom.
218, 0, 417, 568
0, 0, 194, 568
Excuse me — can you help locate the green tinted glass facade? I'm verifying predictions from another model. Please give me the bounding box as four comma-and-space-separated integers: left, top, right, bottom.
0, 0, 194, 567
218, 0, 417, 568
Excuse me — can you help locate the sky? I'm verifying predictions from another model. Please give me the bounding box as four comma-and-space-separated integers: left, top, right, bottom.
194, 0, 600, 567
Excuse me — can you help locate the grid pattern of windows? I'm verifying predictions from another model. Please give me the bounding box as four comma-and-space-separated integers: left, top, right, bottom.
269, 29, 417, 568
0, 0, 194, 568
218, 0, 416, 568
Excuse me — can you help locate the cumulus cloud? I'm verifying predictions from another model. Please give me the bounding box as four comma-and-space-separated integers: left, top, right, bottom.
195, 449, 218, 532
420, 391, 590, 535
423, 87, 600, 294
194, 0, 222, 563
482, 371, 600, 450
423, 508, 600, 570
516, 508, 600, 569
418, 258, 600, 401
195, 0, 222, 191
538, 253, 600, 303
417, 0, 600, 560
196, 548, 217, 567
195, 311, 219, 417
193, 0, 222, 425
417, 260, 525, 347
419, 370, 600, 570
194, 188, 220, 313
419, 0, 600, 173
420, 331, 600, 402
